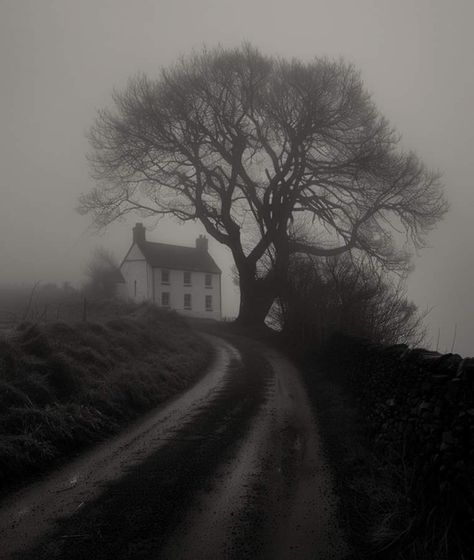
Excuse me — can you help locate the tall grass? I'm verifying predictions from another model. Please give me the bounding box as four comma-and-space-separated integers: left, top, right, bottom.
0, 303, 212, 492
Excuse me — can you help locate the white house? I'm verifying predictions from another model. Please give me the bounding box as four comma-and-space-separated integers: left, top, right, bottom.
120, 223, 222, 320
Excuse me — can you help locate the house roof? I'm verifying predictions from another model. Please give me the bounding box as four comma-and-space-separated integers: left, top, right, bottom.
131, 241, 221, 274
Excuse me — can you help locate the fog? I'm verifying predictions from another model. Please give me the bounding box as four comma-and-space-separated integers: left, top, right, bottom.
1, 0, 473, 354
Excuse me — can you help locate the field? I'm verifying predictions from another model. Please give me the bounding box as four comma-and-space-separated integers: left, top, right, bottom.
0, 284, 129, 333
0, 300, 212, 492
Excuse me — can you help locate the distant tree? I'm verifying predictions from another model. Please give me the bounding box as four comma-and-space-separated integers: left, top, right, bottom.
273, 255, 426, 350
79, 44, 447, 326
84, 248, 122, 299
62, 281, 74, 293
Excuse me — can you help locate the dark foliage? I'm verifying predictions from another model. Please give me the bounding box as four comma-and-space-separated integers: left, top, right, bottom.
274, 254, 425, 354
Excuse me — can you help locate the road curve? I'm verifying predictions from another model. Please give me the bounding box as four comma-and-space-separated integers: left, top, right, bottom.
0, 335, 238, 560
161, 343, 348, 560
0, 334, 349, 560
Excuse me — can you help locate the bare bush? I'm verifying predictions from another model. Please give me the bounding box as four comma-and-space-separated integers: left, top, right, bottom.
84, 247, 122, 300
273, 255, 426, 351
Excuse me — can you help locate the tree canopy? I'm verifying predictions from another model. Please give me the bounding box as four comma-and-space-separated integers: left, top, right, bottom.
80, 44, 447, 324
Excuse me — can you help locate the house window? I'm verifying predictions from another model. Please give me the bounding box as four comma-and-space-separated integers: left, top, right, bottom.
134, 280, 137, 297
161, 269, 170, 285
205, 274, 212, 288
161, 292, 170, 307
184, 293, 192, 310
183, 271, 191, 286
205, 295, 213, 311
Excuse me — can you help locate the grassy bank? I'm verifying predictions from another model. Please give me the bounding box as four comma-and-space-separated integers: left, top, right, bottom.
22, 333, 274, 560
0, 303, 212, 492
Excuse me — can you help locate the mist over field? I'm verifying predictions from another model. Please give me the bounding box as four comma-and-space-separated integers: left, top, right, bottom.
1, 0, 473, 353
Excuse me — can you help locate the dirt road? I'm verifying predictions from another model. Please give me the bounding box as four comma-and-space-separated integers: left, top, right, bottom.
0, 335, 348, 559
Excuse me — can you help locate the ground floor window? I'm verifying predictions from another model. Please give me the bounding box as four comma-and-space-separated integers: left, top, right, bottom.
205, 294, 212, 311
161, 292, 170, 307
184, 293, 192, 310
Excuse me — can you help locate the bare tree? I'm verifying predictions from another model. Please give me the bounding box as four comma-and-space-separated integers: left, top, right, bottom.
79, 44, 447, 326
84, 247, 122, 300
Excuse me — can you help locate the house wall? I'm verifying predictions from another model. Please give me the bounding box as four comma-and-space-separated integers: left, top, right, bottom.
120, 243, 222, 319
153, 268, 221, 320
120, 244, 152, 302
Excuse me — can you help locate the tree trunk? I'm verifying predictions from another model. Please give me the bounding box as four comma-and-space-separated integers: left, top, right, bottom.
235, 275, 277, 327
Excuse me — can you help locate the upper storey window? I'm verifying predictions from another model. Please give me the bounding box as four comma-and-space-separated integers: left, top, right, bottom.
161, 269, 170, 285
205, 274, 212, 288
184, 271, 191, 286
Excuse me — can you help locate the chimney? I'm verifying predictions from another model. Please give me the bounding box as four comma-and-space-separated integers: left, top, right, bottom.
133, 223, 146, 245
196, 234, 208, 252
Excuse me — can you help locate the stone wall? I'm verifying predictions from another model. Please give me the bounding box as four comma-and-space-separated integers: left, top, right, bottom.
325, 334, 474, 556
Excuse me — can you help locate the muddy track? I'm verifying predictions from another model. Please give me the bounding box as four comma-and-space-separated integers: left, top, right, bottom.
2, 335, 348, 560
12, 340, 273, 560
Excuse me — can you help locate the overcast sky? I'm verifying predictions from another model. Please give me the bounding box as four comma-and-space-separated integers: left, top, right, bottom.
1, 0, 473, 354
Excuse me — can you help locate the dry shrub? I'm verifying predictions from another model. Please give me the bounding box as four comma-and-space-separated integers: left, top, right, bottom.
47, 354, 82, 399
17, 355, 52, 378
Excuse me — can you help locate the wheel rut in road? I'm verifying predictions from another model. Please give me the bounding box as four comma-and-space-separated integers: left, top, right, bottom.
166, 342, 349, 560
16, 338, 273, 560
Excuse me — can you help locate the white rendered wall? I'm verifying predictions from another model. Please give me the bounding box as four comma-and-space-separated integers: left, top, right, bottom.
120, 244, 221, 318
153, 268, 221, 320
120, 244, 153, 302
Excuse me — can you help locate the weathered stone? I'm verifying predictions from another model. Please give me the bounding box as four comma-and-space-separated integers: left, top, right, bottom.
447, 378, 462, 402
406, 348, 441, 365
461, 358, 474, 379
327, 333, 474, 555
442, 431, 455, 444
434, 353, 463, 375
419, 401, 433, 411
421, 381, 433, 392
